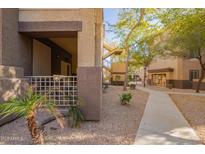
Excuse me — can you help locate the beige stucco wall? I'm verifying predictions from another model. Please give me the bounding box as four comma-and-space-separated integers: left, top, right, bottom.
19, 9, 103, 67
182, 58, 201, 80
148, 56, 201, 80
148, 56, 179, 80
111, 62, 126, 73
94, 9, 103, 67
33, 39, 51, 76
111, 62, 126, 82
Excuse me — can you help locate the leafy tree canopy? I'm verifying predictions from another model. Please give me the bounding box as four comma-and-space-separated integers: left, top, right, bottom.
157, 9, 205, 59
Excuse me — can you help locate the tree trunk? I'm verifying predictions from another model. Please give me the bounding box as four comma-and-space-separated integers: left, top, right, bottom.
123, 9, 145, 91
123, 47, 129, 91
143, 66, 147, 87
196, 69, 205, 93
196, 54, 205, 93
27, 114, 44, 144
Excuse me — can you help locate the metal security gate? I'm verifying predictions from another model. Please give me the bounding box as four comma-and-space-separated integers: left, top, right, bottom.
25, 75, 77, 106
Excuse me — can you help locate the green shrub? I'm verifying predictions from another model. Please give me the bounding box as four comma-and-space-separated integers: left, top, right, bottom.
119, 93, 132, 105
67, 98, 84, 128
68, 106, 84, 128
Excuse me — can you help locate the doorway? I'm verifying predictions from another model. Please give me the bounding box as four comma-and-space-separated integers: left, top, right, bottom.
61, 61, 71, 75
152, 74, 167, 87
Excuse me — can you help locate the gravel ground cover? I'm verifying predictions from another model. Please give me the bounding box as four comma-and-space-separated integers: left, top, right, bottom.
0, 86, 148, 145
170, 94, 205, 144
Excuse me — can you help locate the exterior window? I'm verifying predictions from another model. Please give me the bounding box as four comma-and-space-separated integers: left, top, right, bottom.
115, 75, 121, 81
189, 70, 200, 81
189, 52, 198, 58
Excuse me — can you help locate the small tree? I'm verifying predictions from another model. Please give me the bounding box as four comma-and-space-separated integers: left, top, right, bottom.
131, 49, 153, 87
158, 9, 205, 92
0, 88, 64, 144
130, 30, 163, 87
123, 9, 145, 91
111, 8, 145, 91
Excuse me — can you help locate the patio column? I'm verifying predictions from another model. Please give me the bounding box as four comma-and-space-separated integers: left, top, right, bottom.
77, 9, 102, 120
77, 31, 102, 120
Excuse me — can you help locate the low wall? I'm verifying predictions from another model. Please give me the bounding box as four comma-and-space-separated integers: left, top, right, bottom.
192, 79, 205, 90
0, 77, 28, 126
0, 78, 28, 102
167, 80, 192, 89
0, 65, 27, 102
0, 65, 24, 78
0, 65, 28, 126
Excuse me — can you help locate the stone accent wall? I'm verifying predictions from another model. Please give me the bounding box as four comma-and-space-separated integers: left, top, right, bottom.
0, 65, 24, 78
0, 77, 28, 126
0, 78, 28, 102
0, 64, 27, 102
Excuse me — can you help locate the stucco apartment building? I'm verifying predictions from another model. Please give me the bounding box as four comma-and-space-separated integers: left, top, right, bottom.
110, 62, 126, 85
0, 8, 103, 121
147, 56, 204, 89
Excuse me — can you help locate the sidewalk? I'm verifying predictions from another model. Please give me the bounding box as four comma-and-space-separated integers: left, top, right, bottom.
134, 86, 201, 145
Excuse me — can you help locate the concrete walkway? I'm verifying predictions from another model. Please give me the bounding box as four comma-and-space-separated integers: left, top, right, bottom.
134, 86, 201, 145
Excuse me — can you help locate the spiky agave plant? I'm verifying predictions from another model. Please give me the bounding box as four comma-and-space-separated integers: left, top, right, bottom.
0, 87, 64, 144
67, 96, 84, 128
68, 105, 84, 128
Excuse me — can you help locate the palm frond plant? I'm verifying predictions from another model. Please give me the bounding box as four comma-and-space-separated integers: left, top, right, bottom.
119, 93, 133, 105
0, 87, 64, 144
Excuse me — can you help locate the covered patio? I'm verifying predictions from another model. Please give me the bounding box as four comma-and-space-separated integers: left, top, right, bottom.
0, 9, 103, 122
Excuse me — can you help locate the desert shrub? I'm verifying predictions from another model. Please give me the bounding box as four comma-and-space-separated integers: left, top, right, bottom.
67, 98, 84, 128
119, 93, 132, 105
